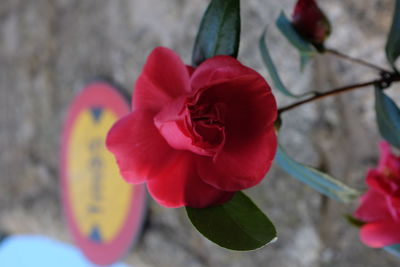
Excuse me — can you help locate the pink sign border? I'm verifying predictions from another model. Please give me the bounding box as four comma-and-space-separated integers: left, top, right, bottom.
60, 81, 147, 266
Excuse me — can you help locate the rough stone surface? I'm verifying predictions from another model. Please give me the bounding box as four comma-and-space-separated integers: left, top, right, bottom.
1, 0, 399, 266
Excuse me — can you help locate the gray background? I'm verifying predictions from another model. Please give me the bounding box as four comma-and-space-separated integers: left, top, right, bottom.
1, 0, 400, 266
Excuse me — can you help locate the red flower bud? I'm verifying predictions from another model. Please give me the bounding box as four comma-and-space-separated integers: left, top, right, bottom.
292, 0, 331, 48
106, 47, 278, 208
354, 142, 400, 248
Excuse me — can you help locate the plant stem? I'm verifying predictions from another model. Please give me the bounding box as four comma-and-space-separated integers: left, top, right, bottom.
278, 74, 400, 114
325, 48, 390, 73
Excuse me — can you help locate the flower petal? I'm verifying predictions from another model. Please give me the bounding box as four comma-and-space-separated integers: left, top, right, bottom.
153, 95, 228, 157
354, 189, 393, 222
367, 169, 400, 197
198, 128, 277, 191
190, 56, 261, 91
196, 74, 277, 138
147, 152, 234, 208
377, 141, 400, 180
133, 47, 191, 111
106, 110, 176, 183
360, 221, 400, 248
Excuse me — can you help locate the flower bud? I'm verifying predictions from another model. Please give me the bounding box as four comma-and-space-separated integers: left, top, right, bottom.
292, 0, 331, 49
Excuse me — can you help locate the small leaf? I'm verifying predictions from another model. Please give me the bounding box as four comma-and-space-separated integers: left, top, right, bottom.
344, 214, 366, 228
274, 115, 282, 132
384, 244, 400, 258
385, 0, 400, 69
192, 0, 240, 66
276, 146, 360, 203
300, 52, 311, 71
186, 192, 277, 251
276, 11, 316, 68
375, 87, 400, 149
259, 29, 314, 98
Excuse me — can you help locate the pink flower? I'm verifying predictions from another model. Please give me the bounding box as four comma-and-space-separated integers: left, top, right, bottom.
354, 141, 400, 248
106, 47, 278, 208
292, 0, 331, 47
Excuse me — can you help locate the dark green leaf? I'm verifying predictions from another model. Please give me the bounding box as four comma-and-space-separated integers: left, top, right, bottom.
384, 244, 400, 258
276, 146, 360, 203
276, 11, 316, 68
344, 214, 365, 228
375, 87, 400, 148
274, 115, 282, 131
259, 29, 315, 98
186, 192, 277, 251
385, 0, 400, 69
192, 0, 240, 66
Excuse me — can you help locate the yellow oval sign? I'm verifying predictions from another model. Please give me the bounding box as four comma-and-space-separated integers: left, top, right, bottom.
68, 108, 132, 242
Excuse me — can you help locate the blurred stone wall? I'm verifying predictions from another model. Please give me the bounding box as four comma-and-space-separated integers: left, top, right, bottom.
1, 0, 399, 266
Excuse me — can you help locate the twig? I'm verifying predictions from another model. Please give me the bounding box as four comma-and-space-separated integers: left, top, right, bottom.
278, 74, 400, 114
325, 48, 390, 73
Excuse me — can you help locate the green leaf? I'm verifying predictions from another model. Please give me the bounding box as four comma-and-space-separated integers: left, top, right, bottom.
186, 192, 277, 251
344, 214, 365, 228
274, 115, 282, 131
385, 0, 400, 69
375, 87, 400, 149
384, 244, 400, 258
192, 0, 240, 66
276, 11, 316, 68
300, 53, 312, 71
276, 146, 360, 203
259, 29, 315, 98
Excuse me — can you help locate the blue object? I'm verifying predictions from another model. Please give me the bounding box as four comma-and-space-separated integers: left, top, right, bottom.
0, 235, 132, 267
89, 226, 103, 243
90, 107, 103, 122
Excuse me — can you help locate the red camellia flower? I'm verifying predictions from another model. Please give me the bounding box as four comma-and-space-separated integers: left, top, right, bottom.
354, 141, 400, 248
292, 0, 331, 47
106, 47, 277, 208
